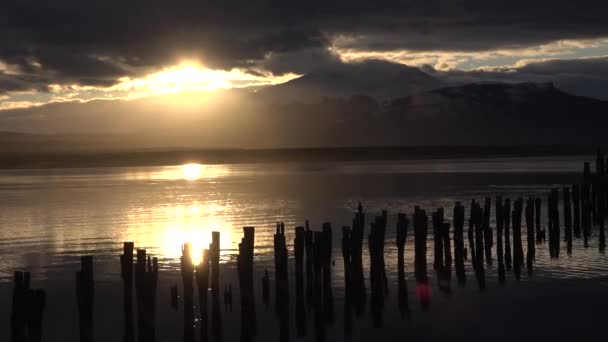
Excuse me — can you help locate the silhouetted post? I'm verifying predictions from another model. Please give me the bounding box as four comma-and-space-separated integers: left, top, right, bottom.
350, 204, 366, 315
321, 222, 334, 325
76, 256, 94, 342
195, 249, 210, 342
512, 199, 524, 280
453, 203, 466, 285
535, 198, 543, 244
467, 200, 477, 271
495, 197, 506, 284
211, 232, 220, 291
342, 226, 353, 334
563, 187, 573, 255
11, 271, 46, 342
294, 226, 307, 337
572, 184, 581, 238
274, 222, 290, 342
525, 197, 535, 274
396, 213, 410, 318
181, 243, 195, 342
120, 242, 135, 342
548, 189, 561, 258
582, 183, 592, 247
312, 231, 325, 342
134, 249, 158, 342
262, 269, 269, 309
304, 221, 314, 307
369, 213, 388, 326
472, 201, 486, 290
414, 207, 430, 307
504, 199, 512, 270
483, 197, 493, 265
432, 208, 444, 271
238, 226, 256, 342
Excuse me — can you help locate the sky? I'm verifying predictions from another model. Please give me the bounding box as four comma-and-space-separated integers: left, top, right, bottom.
2, 1, 608, 111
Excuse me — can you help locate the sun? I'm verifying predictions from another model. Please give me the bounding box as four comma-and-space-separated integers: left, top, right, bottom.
182, 163, 203, 180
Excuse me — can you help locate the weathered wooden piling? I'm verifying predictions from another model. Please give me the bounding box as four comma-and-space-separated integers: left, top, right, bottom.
496, 197, 506, 284
120, 242, 135, 342
563, 187, 573, 254
350, 204, 366, 315
181, 243, 195, 342
321, 222, 334, 325
341, 226, 353, 334
483, 197, 493, 265
304, 221, 314, 307
535, 197, 543, 244
548, 189, 561, 258
238, 226, 256, 341
525, 197, 535, 274
195, 249, 210, 342
572, 184, 581, 238
210, 232, 221, 290
414, 206, 430, 307
369, 213, 388, 326
76, 256, 94, 342
312, 231, 325, 342
512, 198, 524, 280
294, 226, 307, 337
135, 249, 158, 342
472, 200, 486, 290
453, 202, 466, 285
11, 271, 46, 342
274, 222, 290, 342
396, 213, 410, 318
504, 198, 512, 270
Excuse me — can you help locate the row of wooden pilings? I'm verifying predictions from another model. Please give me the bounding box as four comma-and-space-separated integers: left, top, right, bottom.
11, 151, 608, 342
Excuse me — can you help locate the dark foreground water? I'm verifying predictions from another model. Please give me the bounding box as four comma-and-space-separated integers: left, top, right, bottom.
1, 155, 607, 341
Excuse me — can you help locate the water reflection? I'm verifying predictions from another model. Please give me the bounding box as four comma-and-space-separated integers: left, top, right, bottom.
122, 203, 235, 265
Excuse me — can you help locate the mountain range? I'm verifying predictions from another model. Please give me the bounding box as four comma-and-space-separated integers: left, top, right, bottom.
1, 60, 608, 151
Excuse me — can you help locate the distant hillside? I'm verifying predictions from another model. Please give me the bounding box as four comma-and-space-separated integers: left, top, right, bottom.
259, 60, 441, 103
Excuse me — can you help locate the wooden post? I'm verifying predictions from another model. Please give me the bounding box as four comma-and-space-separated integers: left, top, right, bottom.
504, 199, 512, 270
238, 227, 256, 341
120, 242, 135, 342
294, 226, 307, 337
572, 184, 581, 238
483, 197, 493, 265
211, 232, 220, 291
495, 197, 506, 284
396, 213, 410, 318
195, 249, 209, 342
512, 198, 524, 280
350, 204, 366, 315
11, 271, 46, 342
525, 197, 535, 274
453, 202, 466, 285
414, 206, 430, 307
274, 222, 289, 342
181, 244, 195, 342
134, 249, 158, 342
76, 256, 94, 342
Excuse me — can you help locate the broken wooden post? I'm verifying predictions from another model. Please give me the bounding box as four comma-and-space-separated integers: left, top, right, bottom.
195, 249, 210, 342
496, 196, 506, 284
211, 231, 221, 291
483, 197, 493, 266
563, 187, 573, 255
134, 249, 158, 342
525, 197, 535, 274
181, 243, 195, 342
572, 184, 581, 238
453, 202, 466, 285
120, 242, 135, 342
294, 226, 307, 337
274, 222, 290, 342
396, 213, 410, 318
504, 198, 512, 270
238, 226, 256, 341
512, 198, 524, 280
414, 206, 430, 307
350, 204, 366, 315
76, 256, 94, 342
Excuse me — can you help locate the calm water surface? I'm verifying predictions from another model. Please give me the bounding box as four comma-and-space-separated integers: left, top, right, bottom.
1, 155, 607, 341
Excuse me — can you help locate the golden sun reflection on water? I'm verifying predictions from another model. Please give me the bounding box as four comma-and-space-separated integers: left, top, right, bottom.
124, 203, 234, 265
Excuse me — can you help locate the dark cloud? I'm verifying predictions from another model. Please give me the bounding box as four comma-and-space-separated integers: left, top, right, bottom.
1, 0, 608, 93
431, 57, 608, 100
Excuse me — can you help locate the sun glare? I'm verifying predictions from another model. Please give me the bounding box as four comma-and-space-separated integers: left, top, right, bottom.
182, 163, 203, 180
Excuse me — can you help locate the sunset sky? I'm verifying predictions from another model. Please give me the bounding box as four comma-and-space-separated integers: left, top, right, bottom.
2, 1, 608, 111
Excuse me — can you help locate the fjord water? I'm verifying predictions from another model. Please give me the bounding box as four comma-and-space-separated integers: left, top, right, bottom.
1, 155, 607, 341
